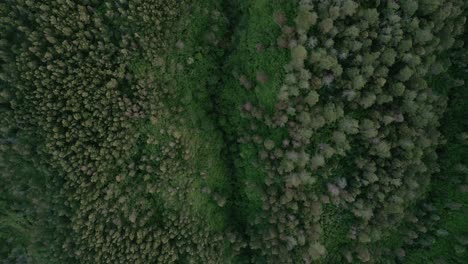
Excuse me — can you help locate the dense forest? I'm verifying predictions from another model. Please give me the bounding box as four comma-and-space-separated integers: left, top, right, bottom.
1, 0, 467, 263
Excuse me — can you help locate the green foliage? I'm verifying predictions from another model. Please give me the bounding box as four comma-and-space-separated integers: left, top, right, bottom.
0, 0, 235, 263
295, 7, 317, 32
218, 0, 467, 262
1, 0, 467, 263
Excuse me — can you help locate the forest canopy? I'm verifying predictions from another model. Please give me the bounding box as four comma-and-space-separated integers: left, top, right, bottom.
1, 0, 467, 263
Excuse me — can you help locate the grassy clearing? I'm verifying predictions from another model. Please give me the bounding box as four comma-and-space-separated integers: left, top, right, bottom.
218, 0, 295, 221
131, 0, 234, 244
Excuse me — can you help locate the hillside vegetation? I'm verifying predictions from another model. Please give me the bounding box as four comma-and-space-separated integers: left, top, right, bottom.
1, 0, 467, 263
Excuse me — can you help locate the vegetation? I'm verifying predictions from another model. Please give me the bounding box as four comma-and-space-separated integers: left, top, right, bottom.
1, 0, 466, 263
